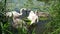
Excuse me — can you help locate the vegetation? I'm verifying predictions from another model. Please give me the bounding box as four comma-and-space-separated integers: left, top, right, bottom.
0, 0, 60, 34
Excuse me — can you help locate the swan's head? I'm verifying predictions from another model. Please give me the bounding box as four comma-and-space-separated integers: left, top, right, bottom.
20, 8, 31, 18
20, 8, 27, 13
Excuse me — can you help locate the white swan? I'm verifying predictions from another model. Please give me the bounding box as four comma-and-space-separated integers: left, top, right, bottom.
6, 11, 22, 17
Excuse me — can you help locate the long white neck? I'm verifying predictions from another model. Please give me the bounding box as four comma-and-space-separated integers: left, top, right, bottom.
20, 8, 26, 13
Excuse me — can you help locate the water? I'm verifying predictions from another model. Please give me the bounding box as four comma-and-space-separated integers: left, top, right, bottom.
6, 0, 48, 11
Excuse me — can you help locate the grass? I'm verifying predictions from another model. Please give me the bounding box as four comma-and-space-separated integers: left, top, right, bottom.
39, 16, 48, 20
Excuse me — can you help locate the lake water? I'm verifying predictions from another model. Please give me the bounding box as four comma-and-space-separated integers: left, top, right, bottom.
6, 0, 46, 11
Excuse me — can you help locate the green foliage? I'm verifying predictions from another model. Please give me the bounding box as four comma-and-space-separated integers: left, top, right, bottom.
0, 0, 60, 34
23, 18, 31, 25
43, 1, 60, 34
39, 16, 48, 20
